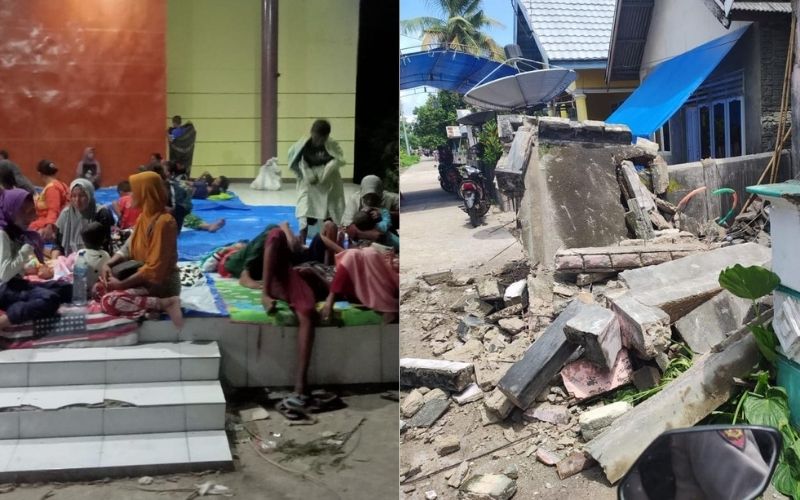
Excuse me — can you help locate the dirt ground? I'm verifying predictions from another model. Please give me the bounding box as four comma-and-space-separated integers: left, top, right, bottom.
0, 390, 399, 500
399, 160, 617, 499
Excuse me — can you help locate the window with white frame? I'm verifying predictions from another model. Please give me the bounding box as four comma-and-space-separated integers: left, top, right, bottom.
684, 71, 745, 161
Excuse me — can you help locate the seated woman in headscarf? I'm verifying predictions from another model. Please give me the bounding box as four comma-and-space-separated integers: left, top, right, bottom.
51, 179, 114, 258
0, 189, 70, 330
341, 175, 400, 243
319, 234, 398, 324
76, 147, 102, 188
29, 160, 69, 239
98, 171, 183, 328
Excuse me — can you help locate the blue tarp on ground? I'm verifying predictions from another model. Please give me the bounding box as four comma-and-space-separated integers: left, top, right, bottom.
400, 49, 517, 94
606, 26, 749, 138
94, 188, 297, 261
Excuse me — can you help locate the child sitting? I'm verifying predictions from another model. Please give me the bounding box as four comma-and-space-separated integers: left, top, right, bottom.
112, 180, 142, 230
75, 221, 111, 296
352, 208, 399, 252
0, 189, 71, 330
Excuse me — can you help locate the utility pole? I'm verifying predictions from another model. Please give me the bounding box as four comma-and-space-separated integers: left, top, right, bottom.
400, 100, 412, 155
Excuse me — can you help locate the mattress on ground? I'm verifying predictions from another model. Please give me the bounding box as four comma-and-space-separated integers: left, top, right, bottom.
213, 277, 383, 326
0, 304, 139, 349
93, 187, 297, 262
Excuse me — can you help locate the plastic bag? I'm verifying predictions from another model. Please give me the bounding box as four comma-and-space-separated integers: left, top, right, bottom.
251, 157, 282, 191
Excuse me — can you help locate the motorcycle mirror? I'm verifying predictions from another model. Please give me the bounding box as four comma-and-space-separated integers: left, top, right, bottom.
618, 425, 781, 500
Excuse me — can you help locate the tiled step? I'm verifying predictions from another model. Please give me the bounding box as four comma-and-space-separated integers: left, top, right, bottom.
0, 341, 220, 387
0, 380, 226, 439
0, 430, 232, 483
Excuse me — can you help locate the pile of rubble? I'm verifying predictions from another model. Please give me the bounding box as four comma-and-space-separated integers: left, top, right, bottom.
399, 117, 783, 498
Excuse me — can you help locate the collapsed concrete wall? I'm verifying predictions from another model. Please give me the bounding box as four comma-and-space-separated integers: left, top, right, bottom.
514, 117, 649, 270
666, 151, 792, 232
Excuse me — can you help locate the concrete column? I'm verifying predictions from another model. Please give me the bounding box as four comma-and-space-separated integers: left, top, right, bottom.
260, 0, 278, 163
574, 93, 588, 122
792, 0, 799, 178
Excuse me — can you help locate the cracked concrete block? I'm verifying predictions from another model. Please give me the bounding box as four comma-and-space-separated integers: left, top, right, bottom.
674, 290, 755, 354
579, 401, 633, 441
400, 358, 474, 392
609, 293, 671, 360
564, 303, 621, 369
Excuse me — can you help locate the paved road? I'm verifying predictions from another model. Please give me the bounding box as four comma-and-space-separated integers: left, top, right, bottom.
400, 159, 525, 278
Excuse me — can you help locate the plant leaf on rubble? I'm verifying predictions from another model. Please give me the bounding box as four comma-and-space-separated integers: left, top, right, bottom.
742, 389, 790, 430
718, 265, 781, 301
750, 324, 778, 363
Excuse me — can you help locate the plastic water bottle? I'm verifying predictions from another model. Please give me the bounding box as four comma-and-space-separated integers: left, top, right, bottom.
343, 234, 350, 249
72, 250, 88, 306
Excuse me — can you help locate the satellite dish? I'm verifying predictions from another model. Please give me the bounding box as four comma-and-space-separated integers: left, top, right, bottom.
464, 68, 577, 111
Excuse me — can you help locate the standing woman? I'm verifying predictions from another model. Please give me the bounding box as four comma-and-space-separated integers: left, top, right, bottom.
76, 147, 102, 188
288, 119, 345, 242
52, 179, 113, 257
98, 171, 183, 328
29, 160, 69, 238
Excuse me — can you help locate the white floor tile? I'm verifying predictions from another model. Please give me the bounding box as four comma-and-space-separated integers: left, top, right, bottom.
178, 341, 220, 358
105, 359, 181, 384
180, 358, 219, 380
22, 385, 105, 410
0, 440, 16, 471
0, 388, 25, 409
185, 404, 226, 431
20, 409, 103, 439
181, 381, 226, 405
28, 346, 106, 362
0, 414, 19, 440
28, 361, 106, 387
0, 349, 33, 363
0, 365, 27, 388
100, 432, 189, 467
104, 406, 186, 435
186, 431, 232, 463
104, 382, 183, 406
104, 343, 183, 360
9, 435, 102, 471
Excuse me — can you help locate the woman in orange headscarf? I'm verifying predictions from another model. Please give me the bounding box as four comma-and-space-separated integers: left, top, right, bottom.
98, 171, 183, 327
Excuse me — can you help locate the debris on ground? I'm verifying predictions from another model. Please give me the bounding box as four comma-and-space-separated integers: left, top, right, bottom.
400, 115, 786, 498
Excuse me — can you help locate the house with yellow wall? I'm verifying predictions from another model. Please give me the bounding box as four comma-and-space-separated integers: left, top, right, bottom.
512, 0, 639, 121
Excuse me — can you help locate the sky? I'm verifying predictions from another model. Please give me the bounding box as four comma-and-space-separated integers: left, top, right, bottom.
400, 0, 516, 120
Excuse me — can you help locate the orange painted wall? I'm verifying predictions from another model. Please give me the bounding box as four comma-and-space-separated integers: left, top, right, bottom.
0, 0, 166, 187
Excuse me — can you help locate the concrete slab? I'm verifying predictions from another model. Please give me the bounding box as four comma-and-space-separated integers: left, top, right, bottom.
674, 290, 755, 354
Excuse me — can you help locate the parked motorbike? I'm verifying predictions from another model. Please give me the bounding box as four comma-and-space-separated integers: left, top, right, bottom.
618, 425, 781, 500
459, 165, 491, 227
438, 162, 462, 194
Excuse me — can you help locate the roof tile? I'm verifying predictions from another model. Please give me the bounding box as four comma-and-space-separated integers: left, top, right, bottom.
521, 0, 616, 62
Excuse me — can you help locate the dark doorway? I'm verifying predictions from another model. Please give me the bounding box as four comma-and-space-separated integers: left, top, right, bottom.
353, 0, 400, 192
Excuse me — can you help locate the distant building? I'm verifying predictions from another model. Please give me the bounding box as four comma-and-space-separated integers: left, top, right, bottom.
513, 0, 639, 121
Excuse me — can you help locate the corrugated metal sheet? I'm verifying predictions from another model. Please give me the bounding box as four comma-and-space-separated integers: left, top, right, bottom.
521, 0, 616, 62
731, 1, 791, 13
607, 0, 653, 81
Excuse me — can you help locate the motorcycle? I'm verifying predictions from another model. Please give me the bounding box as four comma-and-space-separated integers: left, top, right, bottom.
459, 165, 491, 227
618, 424, 781, 500
438, 162, 462, 194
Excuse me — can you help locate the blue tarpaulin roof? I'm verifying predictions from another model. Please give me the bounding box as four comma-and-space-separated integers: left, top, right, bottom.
400, 49, 518, 94
606, 26, 749, 137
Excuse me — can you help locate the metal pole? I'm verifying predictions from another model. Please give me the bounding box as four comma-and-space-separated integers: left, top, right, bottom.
401, 100, 412, 155
261, 0, 278, 163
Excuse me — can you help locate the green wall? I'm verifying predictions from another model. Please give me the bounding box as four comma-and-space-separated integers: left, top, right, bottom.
167, 0, 359, 180
277, 0, 359, 179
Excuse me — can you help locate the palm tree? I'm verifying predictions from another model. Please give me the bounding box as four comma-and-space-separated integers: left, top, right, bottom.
401, 0, 504, 60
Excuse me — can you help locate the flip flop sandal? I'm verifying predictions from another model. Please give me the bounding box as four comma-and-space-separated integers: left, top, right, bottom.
275, 400, 310, 421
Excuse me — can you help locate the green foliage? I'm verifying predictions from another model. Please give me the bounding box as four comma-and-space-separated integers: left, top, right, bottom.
400, 0, 505, 60
400, 151, 420, 169
411, 91, 466, 150
719, 265, 781, 362
477, 120, 502, 167
733, 373, 800, 498
719, 265, 781, 301
614, 344, 693, 406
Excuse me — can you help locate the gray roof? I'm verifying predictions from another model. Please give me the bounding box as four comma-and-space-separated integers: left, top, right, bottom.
519, 0, 616, 62
731, 1, 791, 13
